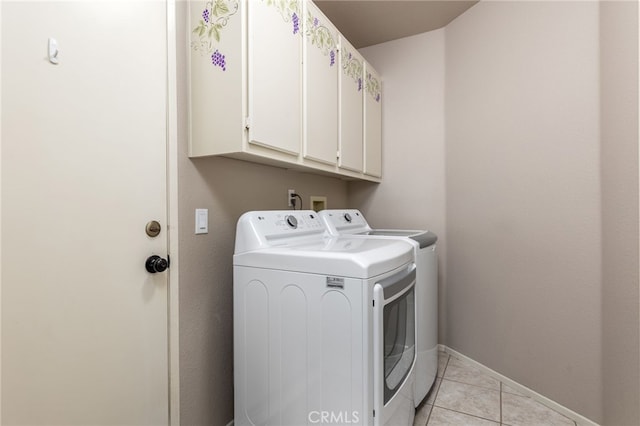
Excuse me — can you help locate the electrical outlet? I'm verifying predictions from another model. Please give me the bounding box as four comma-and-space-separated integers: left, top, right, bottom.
288, 189, 296, 207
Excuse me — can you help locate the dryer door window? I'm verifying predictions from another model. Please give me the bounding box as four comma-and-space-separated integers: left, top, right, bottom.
383, 286, 415, 404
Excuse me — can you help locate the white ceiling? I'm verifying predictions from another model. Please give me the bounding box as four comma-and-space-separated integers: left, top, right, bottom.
314, 0, 479, 48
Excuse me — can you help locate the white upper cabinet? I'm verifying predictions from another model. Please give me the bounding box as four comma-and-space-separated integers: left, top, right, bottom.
364, 62, 382, 177
338, 36, 364, 173
248, 0, 302, 156
303, 0, 339, 166
188, 0, 382, 182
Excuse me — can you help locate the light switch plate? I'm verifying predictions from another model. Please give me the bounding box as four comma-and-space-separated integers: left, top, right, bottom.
195, 208, 208, 234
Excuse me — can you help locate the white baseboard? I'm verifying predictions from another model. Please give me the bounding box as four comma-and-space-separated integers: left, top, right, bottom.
439, 345, 599, 426
225, 421, 234, 426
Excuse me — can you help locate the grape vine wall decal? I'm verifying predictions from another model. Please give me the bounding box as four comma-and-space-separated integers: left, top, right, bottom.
341, 48, 363, 92
191, 0, 239, 71
305, 10, 336, 67
263, 0, 301, 34
366, 72, 381, 102
190, 0, 376, 95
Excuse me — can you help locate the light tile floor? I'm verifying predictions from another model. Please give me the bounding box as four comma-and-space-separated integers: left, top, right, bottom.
414, 351, 579, 426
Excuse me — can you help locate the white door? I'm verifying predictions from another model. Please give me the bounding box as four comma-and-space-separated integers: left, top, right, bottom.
1, 2, 170, 425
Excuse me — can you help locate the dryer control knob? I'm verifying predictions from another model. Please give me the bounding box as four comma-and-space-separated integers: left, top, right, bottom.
286, 215, 298, 229
344, 213, 352, 223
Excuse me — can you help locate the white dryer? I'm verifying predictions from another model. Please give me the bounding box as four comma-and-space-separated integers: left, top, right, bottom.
234, 210, 417, 426
319, 209, 438, 407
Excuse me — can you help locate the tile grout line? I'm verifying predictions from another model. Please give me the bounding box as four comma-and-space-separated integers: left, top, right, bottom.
433, 353, 502, 424
424, 403, 433, 425
430, 405, 502, 425
438, 376, 501, 392
425, 353, 449, 425
500, 381, 503, 425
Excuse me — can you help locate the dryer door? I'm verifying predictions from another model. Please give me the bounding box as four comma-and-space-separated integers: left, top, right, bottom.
383, 285, 415, 403
373, 264, 416, 425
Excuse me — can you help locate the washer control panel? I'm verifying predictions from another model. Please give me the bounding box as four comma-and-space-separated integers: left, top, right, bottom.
256, 211, 323, 233
235, 210, 326, 252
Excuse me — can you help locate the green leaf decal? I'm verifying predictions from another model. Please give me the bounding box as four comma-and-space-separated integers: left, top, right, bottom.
304, 9, 335, 60
190, 0, 239, 61
217, 0, 229, 14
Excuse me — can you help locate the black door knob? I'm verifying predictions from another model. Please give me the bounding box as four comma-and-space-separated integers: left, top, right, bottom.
145, 255, 169, 273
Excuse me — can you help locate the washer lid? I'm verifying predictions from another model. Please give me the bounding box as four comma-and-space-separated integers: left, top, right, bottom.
234, 236, 414, 279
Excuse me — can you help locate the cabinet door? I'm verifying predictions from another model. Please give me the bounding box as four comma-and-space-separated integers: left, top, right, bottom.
248, 0, 302, 156
364, 62, 382, 177
189, 0, 243, 157
303, 0, 339, 165
338, 36, 364, 172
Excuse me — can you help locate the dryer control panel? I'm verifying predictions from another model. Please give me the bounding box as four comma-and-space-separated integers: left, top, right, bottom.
235, 210, 325, 253
319, 209, 371, 235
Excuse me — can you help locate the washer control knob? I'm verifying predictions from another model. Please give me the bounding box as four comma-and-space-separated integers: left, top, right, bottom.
344, 213, 352, 223
286, 215, 298, 229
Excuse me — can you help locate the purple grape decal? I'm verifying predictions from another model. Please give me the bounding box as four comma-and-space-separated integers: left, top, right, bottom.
376, 94, 381, 102
211, 49, 227, 71
292, 12, 300, 34
191, 0, 238, 69
329, 50, 335, 67
313, 17, 319, 27
358, 77, 362, 92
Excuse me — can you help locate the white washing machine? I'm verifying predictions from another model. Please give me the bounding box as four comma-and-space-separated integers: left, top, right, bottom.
319, 209, 438, 407
234, 210, 417, 426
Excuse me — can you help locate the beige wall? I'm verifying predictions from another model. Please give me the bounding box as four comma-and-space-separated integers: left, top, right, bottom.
445, 1, 603, 422
175, 4, 349, 425
352, 3, 608, 421
600, 2, 640, 425
350, 29, 448, 339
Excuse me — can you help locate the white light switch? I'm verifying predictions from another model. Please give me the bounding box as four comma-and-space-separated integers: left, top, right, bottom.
195, 209, 208, 234
48, 38, 59, 64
